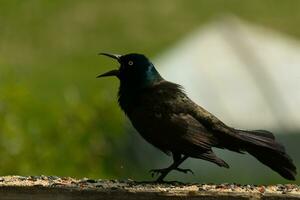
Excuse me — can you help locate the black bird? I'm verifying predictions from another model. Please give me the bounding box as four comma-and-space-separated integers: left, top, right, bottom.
97, 53, 297, 182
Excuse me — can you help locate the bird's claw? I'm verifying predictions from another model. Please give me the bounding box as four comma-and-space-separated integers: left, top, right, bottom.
149, 168, 168, 177
175, 168, 194, 175
149, 167, 194, 177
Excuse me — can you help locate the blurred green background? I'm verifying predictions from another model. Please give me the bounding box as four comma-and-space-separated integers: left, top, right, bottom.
0, 0, 299, 184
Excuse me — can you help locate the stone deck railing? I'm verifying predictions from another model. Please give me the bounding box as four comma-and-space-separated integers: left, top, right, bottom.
0, 176, 299, 200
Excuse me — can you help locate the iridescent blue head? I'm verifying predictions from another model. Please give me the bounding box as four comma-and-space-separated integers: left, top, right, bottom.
97, 53, 163, 89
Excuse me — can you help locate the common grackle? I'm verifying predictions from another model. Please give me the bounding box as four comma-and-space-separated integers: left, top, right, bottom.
97, 53, 297, 182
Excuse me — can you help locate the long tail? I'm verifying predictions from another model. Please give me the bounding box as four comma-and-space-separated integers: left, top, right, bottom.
237, 129, 297, 180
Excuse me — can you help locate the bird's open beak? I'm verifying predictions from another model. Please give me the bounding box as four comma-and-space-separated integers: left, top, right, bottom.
97, 53, 121, 78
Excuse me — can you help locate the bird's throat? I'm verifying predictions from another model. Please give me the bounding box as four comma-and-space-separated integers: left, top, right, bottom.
118, 64, 163, 112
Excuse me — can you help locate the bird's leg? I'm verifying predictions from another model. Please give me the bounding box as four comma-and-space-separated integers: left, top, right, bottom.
149, 154, 189, 182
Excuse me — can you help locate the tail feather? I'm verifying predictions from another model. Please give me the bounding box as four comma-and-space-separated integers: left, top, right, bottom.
247, 130, 275, 139
238, 130, 297, 180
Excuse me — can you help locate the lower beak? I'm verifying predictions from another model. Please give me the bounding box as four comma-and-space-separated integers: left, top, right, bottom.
97, 69, 120, 78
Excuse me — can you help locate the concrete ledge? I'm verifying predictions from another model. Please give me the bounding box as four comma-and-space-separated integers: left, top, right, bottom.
0, 176, 299, 200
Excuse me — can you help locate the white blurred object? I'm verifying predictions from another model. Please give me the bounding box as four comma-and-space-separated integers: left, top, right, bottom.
156, 16, 300, 132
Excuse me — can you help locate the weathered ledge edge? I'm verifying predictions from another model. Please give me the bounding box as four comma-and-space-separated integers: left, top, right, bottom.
0, 176, 299, 200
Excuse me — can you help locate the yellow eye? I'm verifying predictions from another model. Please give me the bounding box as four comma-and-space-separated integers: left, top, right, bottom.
128, 61, 134, 66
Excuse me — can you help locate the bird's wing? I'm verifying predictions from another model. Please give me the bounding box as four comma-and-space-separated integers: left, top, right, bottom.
187, 100, 235, 134
153, 81, 244, 151
180, 96, 250, 152
136, 81, 240, 151
146, 80, 236, 139
161, 112, 229, 167
166, 113, 217, 151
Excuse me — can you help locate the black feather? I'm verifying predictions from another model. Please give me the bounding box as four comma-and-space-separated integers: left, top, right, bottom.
238, 130, 296, 180
99, 53, 297, 181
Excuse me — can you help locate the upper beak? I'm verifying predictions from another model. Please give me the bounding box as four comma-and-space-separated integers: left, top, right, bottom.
97, 53, 121, 78
98, 52, 121, 61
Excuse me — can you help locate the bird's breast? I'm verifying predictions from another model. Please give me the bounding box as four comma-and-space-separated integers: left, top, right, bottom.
127, 106, 172, 153
117, 81, 187, 153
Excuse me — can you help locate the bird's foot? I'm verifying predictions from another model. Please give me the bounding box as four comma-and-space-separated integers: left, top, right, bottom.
149, 167, 194, 178
175, 168, 194, 175
149, 168, 169, 178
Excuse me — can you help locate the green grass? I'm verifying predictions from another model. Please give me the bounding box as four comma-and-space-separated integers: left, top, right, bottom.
0, 0, 299, 181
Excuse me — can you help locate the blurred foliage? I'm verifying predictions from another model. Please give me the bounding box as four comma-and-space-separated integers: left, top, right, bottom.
0, 0, 299, 182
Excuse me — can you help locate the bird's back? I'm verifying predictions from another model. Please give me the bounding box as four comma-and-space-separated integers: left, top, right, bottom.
118, 80, 183, 113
